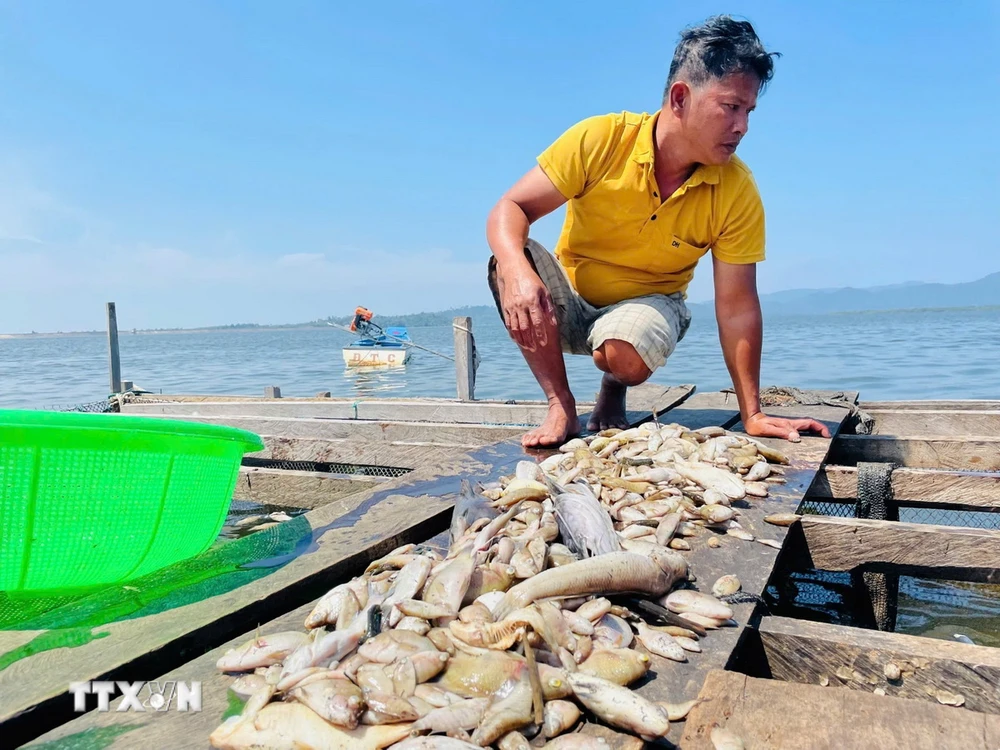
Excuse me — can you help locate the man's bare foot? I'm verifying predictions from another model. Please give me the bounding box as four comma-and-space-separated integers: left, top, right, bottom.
587, 373, 629, 432
522, 398, 579, 448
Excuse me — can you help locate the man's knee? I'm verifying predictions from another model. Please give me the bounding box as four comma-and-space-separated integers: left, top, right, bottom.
595, 340, 651, 386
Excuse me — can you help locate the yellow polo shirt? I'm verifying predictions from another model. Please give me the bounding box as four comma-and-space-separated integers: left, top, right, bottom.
537, 110, 766, 307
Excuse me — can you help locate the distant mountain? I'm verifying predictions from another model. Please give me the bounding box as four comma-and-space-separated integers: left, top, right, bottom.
691, 271, 1000, 316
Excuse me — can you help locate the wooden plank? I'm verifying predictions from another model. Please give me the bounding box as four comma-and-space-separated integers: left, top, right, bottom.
120, 386, 694, 425
0, 441, 530, 747
829, 434, 1000, 471
453, 315, 475, 401
758, 616, 1000, 714
233, 467, 387, 510
122, 414, 528, 446
796, 515, 1000, 583
862, 400, 1000, 411
811, 465, 1000, 509
870, 409, 1000, 437
254, 434, 471, 468
106, 302, 121, 394
680, 669, 1000, 750
123, 397, 593, 425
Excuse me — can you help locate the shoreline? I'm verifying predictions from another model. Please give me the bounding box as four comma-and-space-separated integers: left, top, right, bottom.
2, 303, 999, 340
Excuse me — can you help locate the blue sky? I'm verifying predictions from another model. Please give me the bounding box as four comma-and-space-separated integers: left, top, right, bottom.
0, 0, 996, 332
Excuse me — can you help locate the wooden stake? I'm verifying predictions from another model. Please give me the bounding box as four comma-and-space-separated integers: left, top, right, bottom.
106, 302, 121, 394
453, 316, 475, 401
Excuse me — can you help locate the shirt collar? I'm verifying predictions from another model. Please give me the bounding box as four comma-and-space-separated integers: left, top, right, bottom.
632, 110, 721, 186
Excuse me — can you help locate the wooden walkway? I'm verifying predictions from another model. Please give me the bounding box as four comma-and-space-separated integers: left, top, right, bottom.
9, 390, 1000, 748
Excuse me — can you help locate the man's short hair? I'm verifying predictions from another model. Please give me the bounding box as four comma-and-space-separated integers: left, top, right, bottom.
664, 15, 780, 99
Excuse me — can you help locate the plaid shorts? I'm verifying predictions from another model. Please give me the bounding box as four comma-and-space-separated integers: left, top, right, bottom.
487, 239, 692, 371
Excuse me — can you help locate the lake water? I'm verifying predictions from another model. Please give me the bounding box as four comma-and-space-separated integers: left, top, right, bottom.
2, 306, 999, 410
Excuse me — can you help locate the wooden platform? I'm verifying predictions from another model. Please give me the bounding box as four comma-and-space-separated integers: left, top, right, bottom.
9, 390, 1000, 748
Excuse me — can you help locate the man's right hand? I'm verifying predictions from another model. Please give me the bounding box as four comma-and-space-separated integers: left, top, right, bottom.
499, 267, 558, 351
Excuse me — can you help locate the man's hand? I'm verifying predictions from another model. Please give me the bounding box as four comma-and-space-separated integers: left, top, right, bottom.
498, 268, 558, 351
744, 411, 831, 442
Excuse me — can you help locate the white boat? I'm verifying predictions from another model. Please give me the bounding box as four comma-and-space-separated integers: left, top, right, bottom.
340, 321, 413, 368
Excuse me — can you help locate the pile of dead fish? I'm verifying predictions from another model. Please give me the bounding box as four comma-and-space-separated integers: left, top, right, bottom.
209, 422, 790, 750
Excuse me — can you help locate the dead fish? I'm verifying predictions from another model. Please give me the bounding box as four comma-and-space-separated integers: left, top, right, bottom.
711, 726, 745, 750
578, 648, 650, 685
755, 538, 782, 550
545, 478, 621, 558
593, 613, 634, 649
411, 696, 490, 735
726, 527, 754, 542
565, 672, 670, 741
745, 461, 771, 481
450, 479, 499, 546
471, 672, 534, 746
744, 481, 769, 497
576, 597, 612, 622
662, 590, 733, 620
935, 689, 965, 706
655, 512, 682, 546
286, 677, 364, 728
764, 513, 800, 527
674, 462, 746, 500
216, 631, 311, 672
392, 738, 481, 750
633, 621, 686, 662
883, 662, 901, 681
712, 575, 741, 597
494, 551, 687, 620
228, 673, 268, 701
699, 505, 735, 524
543, 699, 582, 738
209, 700, 413, 750
658, 698, 699, 720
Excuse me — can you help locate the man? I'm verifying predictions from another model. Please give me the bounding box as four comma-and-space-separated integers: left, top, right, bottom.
487, 14, 830, 448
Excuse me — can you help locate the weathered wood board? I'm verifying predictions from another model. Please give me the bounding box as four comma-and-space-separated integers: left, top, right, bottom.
795, 515, 1000, 583
829, 434, 1000, 471
233, 467, 388, 510
812, 465, 1000, 509
679, 669, 1000, 749
861, 400, 1000, 411
869, 408, 1000, 437
120, 384, 693, 427
253, 434, 476, 469
758, 616, 1000, 714
129, 414, 528, 448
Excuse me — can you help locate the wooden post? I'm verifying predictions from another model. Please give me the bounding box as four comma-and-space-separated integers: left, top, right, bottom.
453, 316, 475, 401
264, 386, 282, 399
106, 302, 121, 394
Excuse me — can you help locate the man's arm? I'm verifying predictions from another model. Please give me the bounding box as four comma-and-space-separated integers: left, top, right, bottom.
486, 166, 567, 350
713, 257, 830, 442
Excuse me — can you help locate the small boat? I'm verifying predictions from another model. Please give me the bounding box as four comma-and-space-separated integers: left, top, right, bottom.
337, 307, 413, 368
342, 326, 413, 368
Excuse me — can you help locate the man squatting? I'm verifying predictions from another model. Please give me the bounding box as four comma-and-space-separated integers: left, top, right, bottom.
486, 15, 830, 448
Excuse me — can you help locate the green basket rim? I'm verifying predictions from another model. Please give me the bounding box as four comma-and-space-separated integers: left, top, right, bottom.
0, 409, 264, 452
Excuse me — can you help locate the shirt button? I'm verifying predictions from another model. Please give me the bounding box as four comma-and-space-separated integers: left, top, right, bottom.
653, 192, 658, 197
650, 215, 657, 220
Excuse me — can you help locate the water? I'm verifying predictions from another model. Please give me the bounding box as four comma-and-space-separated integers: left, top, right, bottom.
1, 306, 999, 410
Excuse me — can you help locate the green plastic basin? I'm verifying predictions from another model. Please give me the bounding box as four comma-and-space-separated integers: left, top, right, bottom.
0, 409, 264, 592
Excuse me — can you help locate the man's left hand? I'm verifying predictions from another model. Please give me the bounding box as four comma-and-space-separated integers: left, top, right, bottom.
744, 412, 831, 442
